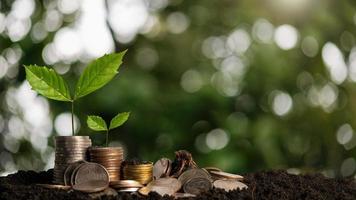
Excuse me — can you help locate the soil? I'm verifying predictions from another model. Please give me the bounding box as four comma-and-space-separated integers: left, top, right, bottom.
0, 169, 355, 200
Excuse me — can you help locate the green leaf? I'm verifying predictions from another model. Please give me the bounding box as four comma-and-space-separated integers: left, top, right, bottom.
87, 116, 108, 131
24, 65, 72, 102
75, 51, 127, 99
109, 112, 130, 130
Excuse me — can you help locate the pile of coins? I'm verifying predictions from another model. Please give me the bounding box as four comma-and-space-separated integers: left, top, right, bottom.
122, 162, 153, 185
53, 136, 92, 185
89, 147, 124, 182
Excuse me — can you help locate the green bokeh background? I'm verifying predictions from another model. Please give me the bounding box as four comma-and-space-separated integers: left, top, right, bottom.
0, 0, 356, 178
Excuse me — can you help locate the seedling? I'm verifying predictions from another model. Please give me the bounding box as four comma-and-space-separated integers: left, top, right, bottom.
87, 112, 130, 146
24, 50, 127, 136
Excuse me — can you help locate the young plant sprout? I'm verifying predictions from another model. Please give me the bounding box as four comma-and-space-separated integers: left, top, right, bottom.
24, 51, 127, 136
87, 112, 130, 147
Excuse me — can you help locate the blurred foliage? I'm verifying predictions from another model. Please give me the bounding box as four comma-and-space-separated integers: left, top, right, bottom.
0, 0, 356, 178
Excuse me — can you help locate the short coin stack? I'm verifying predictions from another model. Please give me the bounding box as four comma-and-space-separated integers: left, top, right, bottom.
122, 162, 153, 185
54, 136, 92, 185
89, 147, 124, 182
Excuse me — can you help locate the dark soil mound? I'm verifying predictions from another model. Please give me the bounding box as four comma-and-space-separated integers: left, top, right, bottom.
0, 169, 355, 200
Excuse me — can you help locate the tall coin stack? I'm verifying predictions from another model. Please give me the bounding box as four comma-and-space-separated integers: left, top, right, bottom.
122, 162, 153, 185
54, 136, 92, 185
89, 147, 124, 182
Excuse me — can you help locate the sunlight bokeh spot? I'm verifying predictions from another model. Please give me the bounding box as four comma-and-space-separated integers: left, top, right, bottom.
252, 18, 274, 43
271, 91, 293, 116
166, 12, 190, 34
227, 29, 251, 54
301, 36, 319, 57
274, 24, 298, 50
181, 69, 203, 93
206, 129, 230, 150
322, 42, 347, 84
54, 113, 80, 136
337, 124, 353, 145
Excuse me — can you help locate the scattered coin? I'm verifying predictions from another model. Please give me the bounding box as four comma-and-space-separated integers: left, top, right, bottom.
174, 192, 196, 198
145, 177, 182, 196
209, 171, 244, 181
178, 168, 211, 186
72, 180, 108, 193
213, 179, 248, 191
110, 180, 143, 189
118, 187, 140, 192
203, 167, 222, 173
63, 161, 86, 186
153, 158, 171, 179
71, 162, 87, 186
183, 177, 212, 195
74, 162, 109, 186
36, 184, 71, 190
138, 186, 151, 196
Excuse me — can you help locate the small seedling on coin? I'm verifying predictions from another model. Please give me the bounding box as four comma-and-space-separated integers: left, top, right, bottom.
87, 112, 130, 146
24, 50, 127, 136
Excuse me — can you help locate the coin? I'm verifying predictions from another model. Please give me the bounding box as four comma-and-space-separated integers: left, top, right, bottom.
70, 162, 87, 186
178, 168, 211, 185
174, 193, 196, 198
209, 171, 244, 180
183, 177, 212, 195
147, 177, 182, 195
110, 180, 143, 188
72, 180, 108, 193
118, 188, 140, 192
138, 186, 151, 196
74, 163, 109, 186
64, 161, 86, 186
213, 179, 248, 191
36, 184, 71, 190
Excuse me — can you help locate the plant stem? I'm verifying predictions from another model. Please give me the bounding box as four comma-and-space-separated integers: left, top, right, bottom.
106, 129, 109, 147
71, 101, 75, 136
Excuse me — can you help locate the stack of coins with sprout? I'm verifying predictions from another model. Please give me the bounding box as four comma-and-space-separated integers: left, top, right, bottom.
89, 147, 124, 182
53, 136, 92, 185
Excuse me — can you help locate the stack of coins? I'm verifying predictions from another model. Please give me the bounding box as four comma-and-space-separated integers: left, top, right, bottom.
53, 136, 92, 185
89, 147, 124, 182
122, 162, 153, 185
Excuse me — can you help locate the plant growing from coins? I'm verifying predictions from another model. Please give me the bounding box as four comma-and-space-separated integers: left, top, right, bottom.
87, 112, 130, 146
25, 51, 127, 136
